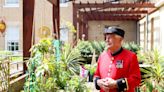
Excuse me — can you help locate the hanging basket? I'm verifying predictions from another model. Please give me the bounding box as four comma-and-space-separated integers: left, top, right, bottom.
0, 20, 6, 34
38, 26, 51, 38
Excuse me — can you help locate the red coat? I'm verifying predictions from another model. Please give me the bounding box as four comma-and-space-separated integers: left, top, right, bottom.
94, 48, 141, 92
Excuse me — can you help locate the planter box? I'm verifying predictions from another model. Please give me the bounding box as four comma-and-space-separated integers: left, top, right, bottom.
9, 74, 27, 92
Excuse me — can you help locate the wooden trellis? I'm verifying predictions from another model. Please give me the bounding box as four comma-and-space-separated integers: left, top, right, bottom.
73, 1, 156, 40
0, 60, 10, 92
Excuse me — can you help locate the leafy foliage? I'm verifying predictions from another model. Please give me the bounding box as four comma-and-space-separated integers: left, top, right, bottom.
76, 40, 94, 56
76, 40, 106, 64
90, 41, 106, 56
140, 49, 164, 91
84, 64, 97, 75
123, 42, 140, 54
23, 39, 89, 92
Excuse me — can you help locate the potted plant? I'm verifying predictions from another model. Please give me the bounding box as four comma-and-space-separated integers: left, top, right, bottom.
84, 64, 97, 82
23, 39, 90, 92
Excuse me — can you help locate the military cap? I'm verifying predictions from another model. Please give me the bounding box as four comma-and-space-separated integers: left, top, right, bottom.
104, 27, 125, 38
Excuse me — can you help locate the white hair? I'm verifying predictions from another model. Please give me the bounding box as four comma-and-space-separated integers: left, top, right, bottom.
114, 34, 124, 43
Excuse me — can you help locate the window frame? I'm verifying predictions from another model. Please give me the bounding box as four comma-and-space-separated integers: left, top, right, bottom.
7, 41, 19, 51
60, 0, 68, 7
4, 0, 19, 7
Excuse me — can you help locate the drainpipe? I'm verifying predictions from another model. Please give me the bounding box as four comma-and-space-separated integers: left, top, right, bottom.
146, 0, 149, 51
146, 14, 149, 51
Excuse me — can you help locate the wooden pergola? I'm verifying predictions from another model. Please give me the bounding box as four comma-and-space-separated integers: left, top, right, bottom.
73, 1, 156, 40
23, 0, 59, 73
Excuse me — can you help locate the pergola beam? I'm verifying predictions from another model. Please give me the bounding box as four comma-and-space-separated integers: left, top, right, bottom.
74, 2, 155, 9
47, 0, 60, 38
80, 12, 141, 20
88, 16, 140, 21
80, 10, 148, 15
73, 1, 156, 41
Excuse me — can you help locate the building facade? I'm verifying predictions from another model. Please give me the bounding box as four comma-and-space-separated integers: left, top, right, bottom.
138, 0, 164, 54
0, 0, 22, 52
0, 0, 164, 54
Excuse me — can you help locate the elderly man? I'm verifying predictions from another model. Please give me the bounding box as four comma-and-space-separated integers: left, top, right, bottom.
94, 27, 141, 92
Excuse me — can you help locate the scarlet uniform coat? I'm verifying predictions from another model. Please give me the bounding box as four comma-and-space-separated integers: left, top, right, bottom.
94, 48, 141, 92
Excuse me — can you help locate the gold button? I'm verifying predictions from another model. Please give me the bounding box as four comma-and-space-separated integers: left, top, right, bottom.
111, 57, 114, 60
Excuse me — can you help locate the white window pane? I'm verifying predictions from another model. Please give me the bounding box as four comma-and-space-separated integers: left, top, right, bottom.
5, 25, 20, 51
6, 26, 19, 41
60, 0, 66, 3
5, 0, 19, 7
6, 0, 19, 4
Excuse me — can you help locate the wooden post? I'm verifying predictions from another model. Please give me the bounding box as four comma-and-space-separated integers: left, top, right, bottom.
73, 3, 78, 44
23, 0, 35, 73
53, 0, 60, 39
84, 21, 88, 40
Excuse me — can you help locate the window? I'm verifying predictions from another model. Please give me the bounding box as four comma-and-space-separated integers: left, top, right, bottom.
60, 0, 68, 7
5, 0, 19, 7
7, 41, 19, 51
5, 25, 20, 51
60, 0, 67, 3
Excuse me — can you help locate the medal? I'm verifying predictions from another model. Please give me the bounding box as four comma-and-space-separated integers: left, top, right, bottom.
116, 60, 123, 68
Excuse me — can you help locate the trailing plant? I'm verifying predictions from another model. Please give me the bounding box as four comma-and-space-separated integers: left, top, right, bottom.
23, 38, 89, 92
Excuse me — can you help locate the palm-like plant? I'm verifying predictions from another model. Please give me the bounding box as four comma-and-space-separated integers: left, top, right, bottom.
61, 43, 84, 75
90, 41, 106, 56
140, 49, 164, 91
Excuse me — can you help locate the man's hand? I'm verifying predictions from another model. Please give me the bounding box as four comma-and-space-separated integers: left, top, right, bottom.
103, 78, 117, 89
97, 79, 110, 91
97, 78, 117, 91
